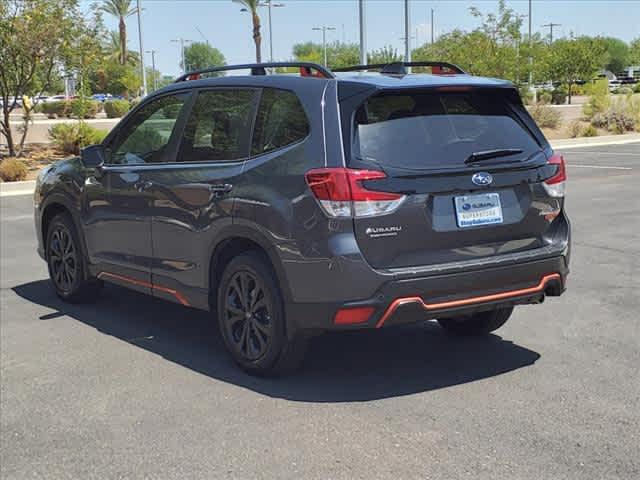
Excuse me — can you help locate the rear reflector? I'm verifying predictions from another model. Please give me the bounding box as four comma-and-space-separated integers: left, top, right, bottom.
305, 168, 406, 218
543, 154, 566, 198
334, 307, 375, 325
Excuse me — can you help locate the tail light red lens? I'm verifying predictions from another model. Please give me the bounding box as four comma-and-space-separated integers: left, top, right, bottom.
543, 154, 566, 197
305, 168, 406, 218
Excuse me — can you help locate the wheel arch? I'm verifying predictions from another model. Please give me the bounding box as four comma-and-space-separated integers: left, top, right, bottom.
207, 225, 293, 310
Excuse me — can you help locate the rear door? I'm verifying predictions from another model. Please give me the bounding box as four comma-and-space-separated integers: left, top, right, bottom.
345, 87, 561, 269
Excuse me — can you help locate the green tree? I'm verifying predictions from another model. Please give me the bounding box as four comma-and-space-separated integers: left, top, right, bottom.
629, 38, 640, 65
100, 0, 136, 66
182, 42, 226, 73
368, 45, 402, 64
292, 42, 359, 68
0, 0, 82, 157
106, 30, 140, 66
596, 37, 630, 74
233, 0, 262, 62
545, 37, 607, 104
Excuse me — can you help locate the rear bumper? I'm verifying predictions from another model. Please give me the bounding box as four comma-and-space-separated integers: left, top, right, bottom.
285, 254, 568, 333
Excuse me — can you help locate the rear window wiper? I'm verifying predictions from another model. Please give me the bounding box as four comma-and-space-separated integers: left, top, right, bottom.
464, 148, 524, 164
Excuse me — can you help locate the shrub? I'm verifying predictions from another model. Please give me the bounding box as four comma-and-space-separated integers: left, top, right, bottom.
69, 99, 101, 119
634, 83, 640, 94
129, 98, 140, 110
551, 86, 567, 105
591, 97, 639, 134
615, 86, 634, 96
0, 158, 29, 182
538, 90, 552, 105
529, 105, 562, 129
567, 120, 583, 138
583, 79, 611, 120
49, 122, 108, 155
582, 125, 598, 137
519, 87, 533, 106
40, 101, 70, 119
104, 99, 130, 118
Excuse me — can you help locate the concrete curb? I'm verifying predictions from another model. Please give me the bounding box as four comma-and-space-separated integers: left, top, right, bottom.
1, 137, 638, 198
0, 180, 36, 197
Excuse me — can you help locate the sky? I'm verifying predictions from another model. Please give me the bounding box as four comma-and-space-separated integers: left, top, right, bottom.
86, 0, 640, 77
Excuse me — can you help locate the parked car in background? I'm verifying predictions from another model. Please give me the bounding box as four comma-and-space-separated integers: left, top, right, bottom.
33, 61, 570, 375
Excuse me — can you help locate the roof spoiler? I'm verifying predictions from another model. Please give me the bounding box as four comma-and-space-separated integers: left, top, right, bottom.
174, 62, 335, 82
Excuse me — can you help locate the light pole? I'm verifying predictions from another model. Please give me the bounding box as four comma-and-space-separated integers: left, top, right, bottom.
431, 8, 434, 44
172, 38, 193, 74
514, 14, 528, 85
403, 0, 411, 62
136, 0, 147, 97
241, 1, 284, 63
358, 0, 366, 65
146, 50, 157, 90
312, 26, 336, 67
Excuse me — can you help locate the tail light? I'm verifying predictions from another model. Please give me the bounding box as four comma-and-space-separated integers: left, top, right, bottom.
304, 168, 406, 218
542, 154, 566, 198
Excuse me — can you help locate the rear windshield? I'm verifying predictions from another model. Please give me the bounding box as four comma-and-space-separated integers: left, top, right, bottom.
353, 90, 539, 170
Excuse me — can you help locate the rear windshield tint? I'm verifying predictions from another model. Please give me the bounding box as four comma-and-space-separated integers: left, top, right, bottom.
353, 90, 539, 170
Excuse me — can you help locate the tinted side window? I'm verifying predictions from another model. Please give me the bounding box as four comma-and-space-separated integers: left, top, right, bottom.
177, 89, 256, 162
109, 93, 188, 165
251, 89, 309, 155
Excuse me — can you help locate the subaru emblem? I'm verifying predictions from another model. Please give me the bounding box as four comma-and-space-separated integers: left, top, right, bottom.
472, 172, 493, 186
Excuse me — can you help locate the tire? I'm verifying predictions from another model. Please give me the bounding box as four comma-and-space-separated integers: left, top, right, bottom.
46, 213, 102, 303
437, 307, 514, 336
217, 252, 307, 376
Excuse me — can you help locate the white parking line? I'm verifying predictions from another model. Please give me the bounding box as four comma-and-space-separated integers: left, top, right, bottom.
567, 164, 632, 170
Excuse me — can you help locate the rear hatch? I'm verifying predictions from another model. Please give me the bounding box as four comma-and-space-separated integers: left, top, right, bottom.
340, 86, 563, 270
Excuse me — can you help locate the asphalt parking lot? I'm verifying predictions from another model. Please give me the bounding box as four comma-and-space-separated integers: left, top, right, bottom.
1, 143, 638, 479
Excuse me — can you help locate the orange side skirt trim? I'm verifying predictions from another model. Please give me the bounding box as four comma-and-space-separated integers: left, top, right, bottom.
97, 271, 191, 307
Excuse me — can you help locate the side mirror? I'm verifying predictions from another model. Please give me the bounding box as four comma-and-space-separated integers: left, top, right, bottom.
81, 144, 105, 169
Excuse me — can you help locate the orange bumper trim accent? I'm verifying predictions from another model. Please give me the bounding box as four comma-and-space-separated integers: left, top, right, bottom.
375, 273, 561, 328
97, 272, 191, 307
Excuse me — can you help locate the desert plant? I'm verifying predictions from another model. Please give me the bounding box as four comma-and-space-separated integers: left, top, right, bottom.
49, 123, 108, 155
614, 86, 634, 95
634, 83, 640, 94
582, 125, 598, 137
530, 105, 562, 129
519, 87, 533, 106
104, 99, 130, 118
591, 97, 639, 134
0, 158, 29, 182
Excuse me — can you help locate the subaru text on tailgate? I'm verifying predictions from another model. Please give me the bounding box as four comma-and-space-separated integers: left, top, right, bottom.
34, 61, 570, 374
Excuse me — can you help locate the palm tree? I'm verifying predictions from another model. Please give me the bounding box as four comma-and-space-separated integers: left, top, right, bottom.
100, 0, 136, 65
106, 31, 140, 65
234, 0, 262, 63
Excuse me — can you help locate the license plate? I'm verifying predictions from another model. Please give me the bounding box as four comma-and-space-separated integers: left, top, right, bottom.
454, 193, 503, 228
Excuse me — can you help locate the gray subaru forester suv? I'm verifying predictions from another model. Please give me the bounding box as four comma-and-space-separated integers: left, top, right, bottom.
34, 62, 570, 375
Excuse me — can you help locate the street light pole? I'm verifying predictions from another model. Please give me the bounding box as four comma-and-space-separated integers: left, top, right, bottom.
403, 0, 411, 62
146, 50, 157, 90
136, 0, 147, 97
172, 38, 192, 74
358, 0, 366, 65
313, 26, 336, 67
431, 8, 434, 44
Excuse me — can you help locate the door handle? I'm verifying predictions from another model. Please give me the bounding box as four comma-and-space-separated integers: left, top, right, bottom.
134, 180, 154, 192
209, 183, 233, 196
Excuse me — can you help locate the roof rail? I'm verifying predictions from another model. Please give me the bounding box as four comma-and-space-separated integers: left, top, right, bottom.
332, 61, 467, 75
175, 62, 335, 82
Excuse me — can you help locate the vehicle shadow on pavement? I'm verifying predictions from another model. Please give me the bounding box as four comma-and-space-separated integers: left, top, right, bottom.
14, 280, 541, 402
